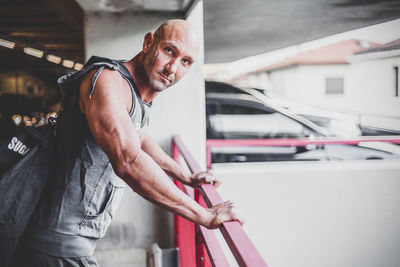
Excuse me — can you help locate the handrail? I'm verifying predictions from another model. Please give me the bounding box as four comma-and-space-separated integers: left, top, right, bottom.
206, 136, 400, 168
207, 136, 400, 147
172, 135, 268, 267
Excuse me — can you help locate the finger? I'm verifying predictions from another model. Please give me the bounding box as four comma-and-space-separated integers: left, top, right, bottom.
225, 204, 244, 226
204, 175, 221, 187
223, 200, 234, 207
228, 209, 244, 226
220, 209, 244, 226
214, 200, 231, 210
203, 176, 214, 183
213, 178, 221, 188
235, 216, 245, 226
236, 213, 245, 226
232, 210, 244, 226
206, 169, 214, 176
201, 175, 216, 186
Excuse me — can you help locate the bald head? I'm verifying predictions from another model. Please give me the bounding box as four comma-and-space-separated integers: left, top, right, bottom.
153, 19, 200, 53
140, 19, 200, 93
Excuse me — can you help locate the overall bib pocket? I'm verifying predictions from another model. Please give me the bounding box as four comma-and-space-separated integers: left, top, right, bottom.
79, 169, 125, 238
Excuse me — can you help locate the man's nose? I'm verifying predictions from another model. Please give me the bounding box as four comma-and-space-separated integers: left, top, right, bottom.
165, 60, 179, 75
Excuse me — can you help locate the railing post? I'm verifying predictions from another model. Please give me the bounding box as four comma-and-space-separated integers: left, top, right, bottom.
171, 138, 181, 162
195, 189, 210, 267
172, 138, 196, 267
206, 144, 212, 169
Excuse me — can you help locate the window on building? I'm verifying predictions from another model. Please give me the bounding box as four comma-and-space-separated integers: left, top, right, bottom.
394, 66, 399, 97
325, 77, 344, 95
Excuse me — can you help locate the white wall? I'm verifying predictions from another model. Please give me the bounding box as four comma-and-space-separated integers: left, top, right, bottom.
268, 64, 351, 111
212, 160, 400, 267
85, 2, 206, 250
347, 54, 400, 129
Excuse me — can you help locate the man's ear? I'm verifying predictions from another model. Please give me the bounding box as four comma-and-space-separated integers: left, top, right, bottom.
143, 32, 154, 53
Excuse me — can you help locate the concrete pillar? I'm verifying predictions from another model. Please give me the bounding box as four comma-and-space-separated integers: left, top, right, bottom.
84, 1, 205, 250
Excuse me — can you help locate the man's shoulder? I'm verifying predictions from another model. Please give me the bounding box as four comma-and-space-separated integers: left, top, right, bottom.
81, 67, 127, 92
84, 56, 121, 67
58, 56, 124, 88
78, 67, 132, 116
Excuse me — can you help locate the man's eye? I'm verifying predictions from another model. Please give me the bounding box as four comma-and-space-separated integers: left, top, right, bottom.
165, 47, 173, 54
182, 59, 190, 66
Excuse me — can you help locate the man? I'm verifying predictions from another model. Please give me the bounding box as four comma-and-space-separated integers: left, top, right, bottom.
14, 19, 241, 266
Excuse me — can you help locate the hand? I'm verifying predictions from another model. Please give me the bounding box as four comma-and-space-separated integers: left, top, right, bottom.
206, 200, 244, 229
189, 170, 220, 188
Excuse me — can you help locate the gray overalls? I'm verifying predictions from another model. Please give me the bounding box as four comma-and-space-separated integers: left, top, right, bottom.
15, 56, 151, 266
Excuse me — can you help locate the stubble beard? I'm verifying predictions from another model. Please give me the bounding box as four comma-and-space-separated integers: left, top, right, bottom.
149, 76, 167, 92
144, 47, 169, 92
145, 65, 169, 92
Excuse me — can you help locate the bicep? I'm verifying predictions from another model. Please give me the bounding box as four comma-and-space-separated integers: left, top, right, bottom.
79, 70, 141, 172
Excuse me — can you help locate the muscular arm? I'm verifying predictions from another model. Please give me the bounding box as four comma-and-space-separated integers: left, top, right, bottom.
79, 70, 237, 228
139, 133, 220, 187
139, 133, 192, 184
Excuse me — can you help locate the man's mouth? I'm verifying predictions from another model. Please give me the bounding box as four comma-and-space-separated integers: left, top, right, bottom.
158, 73, 172, 84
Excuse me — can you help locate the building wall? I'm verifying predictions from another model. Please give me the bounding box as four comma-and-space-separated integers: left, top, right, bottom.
268, 64, 350, 111
347, 54, 400, 129
85, 2, 206, 250
213, 161, 400, 267
263, 56, 400, 130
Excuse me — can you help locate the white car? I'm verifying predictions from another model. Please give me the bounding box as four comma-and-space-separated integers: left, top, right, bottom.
272, 100, 362, 137
205, 81, 400, 163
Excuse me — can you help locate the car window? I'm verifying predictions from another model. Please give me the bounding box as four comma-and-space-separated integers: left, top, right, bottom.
208, 102, 315, 139
205, 81, 250, 95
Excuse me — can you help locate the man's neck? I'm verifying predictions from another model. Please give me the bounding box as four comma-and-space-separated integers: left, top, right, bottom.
123, 53, 159, 104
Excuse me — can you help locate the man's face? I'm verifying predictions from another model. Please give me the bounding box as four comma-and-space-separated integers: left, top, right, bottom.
143, 25, 199, 92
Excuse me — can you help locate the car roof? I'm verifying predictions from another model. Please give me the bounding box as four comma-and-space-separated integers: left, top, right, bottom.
206, 92, 264, 104
205, 81, 251, 95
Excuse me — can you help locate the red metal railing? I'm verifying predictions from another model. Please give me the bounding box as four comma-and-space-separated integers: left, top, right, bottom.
172, 135, 268, 267
206, 136, 400, 168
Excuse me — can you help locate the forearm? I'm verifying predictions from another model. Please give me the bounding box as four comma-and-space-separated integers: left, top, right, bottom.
140, 133, 192, 185
118, 148, 211, 226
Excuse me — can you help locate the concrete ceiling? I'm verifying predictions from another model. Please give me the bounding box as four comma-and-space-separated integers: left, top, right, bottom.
203, 0, 400, 63
0, 0, 85, 70
2, 0, 400, 69
75, 0, 193, 12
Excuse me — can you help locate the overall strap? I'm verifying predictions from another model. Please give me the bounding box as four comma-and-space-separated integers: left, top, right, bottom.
117, 62, 146, 122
